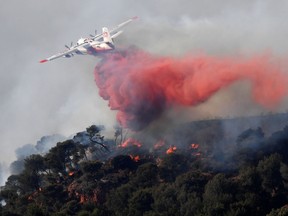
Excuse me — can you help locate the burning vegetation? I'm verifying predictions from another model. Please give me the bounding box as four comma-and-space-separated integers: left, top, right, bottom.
166, 146, 177, 154
2, 115, 288, 215
2, 45, 288, 216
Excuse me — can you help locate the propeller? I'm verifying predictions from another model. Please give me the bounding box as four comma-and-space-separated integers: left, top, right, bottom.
65, 42, 73, 49
64, 42, 74, 57
89, 30, 97, 37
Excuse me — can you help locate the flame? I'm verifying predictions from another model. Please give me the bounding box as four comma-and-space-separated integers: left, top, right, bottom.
80, 194, 86, 204
120, 138, 142, 148
154, 139, 165, 149
191, 143, 199, 149
166, 146, 177, 154
68, 171, 75, 176
129, 155, 140, 162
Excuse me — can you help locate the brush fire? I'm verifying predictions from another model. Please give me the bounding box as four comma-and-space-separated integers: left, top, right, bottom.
166, 146, 177, 154
119, 138, 142, 148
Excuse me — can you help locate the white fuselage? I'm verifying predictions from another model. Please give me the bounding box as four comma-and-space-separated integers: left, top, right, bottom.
75, 39, 114, 55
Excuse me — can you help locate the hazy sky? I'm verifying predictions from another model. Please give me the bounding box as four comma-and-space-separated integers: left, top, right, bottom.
1, 0, 288, 168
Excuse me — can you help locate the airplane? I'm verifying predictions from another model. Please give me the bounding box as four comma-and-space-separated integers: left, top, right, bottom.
39, 16, 138, 63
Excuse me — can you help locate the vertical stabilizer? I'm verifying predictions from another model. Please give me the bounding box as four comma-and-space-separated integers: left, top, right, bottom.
102, 27, 113, 44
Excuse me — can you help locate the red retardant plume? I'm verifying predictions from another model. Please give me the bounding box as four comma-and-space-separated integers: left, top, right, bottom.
94, 48, 287, 130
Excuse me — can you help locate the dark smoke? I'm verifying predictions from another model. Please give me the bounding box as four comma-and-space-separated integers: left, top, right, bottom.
94, 48, 288, 130
10, 134, 66, 175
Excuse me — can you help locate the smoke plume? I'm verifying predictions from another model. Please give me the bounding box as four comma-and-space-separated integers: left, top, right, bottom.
95, 48, 287, 130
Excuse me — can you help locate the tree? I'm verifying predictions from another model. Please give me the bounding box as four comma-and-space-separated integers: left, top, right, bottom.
105, 184, 134, 216
38, 184, 69, 213
256, 153, 287, 211
26, 203, 45, 216
175, 171, 210, 196
238, 166, 261, 192
152, 184, 180, 216
114, 125, 129, 146
0, 176, 20, 206
128, 189, 154, 216
110, 155, 137, 171
267, 206, 288, 216
257, 153, 283, 194
80, 161, 103, 178
45, 140, 85, 175
86, 125, 108, 151
268, 126, 288, 163
24, 154, 46, 174
18, 169, 42, 192
131, 163, 159, 188
159, 153, 189, 182
203, 174, 235, 216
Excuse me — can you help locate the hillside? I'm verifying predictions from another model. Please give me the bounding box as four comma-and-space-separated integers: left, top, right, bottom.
1, 113, 288, 216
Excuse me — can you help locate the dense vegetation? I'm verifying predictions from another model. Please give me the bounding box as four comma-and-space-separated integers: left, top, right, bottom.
2, 121, 288, 216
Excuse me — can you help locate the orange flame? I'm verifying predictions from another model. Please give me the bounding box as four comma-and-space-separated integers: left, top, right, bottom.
80, 194, 86, 204
191, 143, 199, 149
68, 171, 75, 176
129, 155, 140, 162
154, 139, 165, 149
166, 146, 177, 154
120, 138, 142, 148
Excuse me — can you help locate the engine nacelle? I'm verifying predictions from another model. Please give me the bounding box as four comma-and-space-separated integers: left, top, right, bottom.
77, 38, 86, 45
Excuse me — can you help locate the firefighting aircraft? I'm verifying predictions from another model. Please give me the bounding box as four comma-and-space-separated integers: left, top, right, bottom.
39, 16, 138, 63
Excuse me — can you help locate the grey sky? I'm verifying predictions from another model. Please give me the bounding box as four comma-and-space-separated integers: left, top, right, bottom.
0, 0, 288, 169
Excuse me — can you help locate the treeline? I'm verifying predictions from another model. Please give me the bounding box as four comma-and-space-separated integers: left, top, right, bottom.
1, 125, 288, 215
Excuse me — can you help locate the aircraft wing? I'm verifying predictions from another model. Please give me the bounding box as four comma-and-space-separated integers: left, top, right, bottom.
109, 16, 138, 34
39, 46, 79, 63
91, 16, 138, 41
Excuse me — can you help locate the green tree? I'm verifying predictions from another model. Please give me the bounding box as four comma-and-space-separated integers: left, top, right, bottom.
175, 171, 210, 196
105, 184, 134, 216
238, 166, 261, 192
159, 153, 189, 182
267, 206, 288, 216
110, 155, 136, 171
26, 203, 45, 216
24, 154, 46, 174
128, 189, 154, 216
175, 171, 210, 215
152, 184, 180, 216
257, 153, 283, 194
86, 125, 109, 151
131, 163, 159, 188
203, 174, 235, 216
45, 140, 85, 175
80, 160, 103, 180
